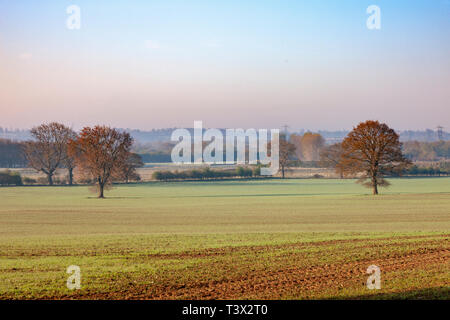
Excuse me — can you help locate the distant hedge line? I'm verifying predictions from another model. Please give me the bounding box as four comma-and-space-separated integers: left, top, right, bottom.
404, 165, 449, 176
0, 170, 23, 186
152, 167, 261, 181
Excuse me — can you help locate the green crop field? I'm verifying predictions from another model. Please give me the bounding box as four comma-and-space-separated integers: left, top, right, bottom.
0, 178, 449, 299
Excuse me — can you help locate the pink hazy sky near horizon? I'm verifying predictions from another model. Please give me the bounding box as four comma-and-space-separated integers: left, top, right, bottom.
0, 0, 449, 132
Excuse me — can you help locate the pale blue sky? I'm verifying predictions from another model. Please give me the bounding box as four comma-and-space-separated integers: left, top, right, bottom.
0, 0, 449, 131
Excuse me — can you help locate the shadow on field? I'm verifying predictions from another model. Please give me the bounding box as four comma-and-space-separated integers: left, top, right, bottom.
86, 197, 143, 199
345, 287, 450, 300
171, 193, 337, 198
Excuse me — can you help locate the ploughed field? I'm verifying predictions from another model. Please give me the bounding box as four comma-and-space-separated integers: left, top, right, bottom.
0, 178, 449, 299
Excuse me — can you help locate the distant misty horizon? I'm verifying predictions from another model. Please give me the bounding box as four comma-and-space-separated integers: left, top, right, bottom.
1, 125, 448, 144
0, 122, 448, 133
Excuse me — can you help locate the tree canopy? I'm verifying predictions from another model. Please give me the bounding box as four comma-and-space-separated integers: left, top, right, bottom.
337, 120, 411, 195
68, 126, 133, 198
24, 122, 74, 185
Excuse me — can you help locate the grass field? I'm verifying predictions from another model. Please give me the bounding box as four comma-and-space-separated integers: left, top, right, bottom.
0, 178, 449, 299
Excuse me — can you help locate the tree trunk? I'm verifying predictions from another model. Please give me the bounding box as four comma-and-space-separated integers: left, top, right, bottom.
281, 166, 285, 179
98, 177, 105, 198
372, 179, 378, 195
68, 168, 73, 186
47, 173, 53, 186
99, 183, 105, 198
372, 168, 379, 195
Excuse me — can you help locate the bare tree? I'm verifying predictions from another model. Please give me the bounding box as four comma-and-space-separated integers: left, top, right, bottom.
24, 123, 74, 185
61, 129, 78, 185
278, 135, 296, 179
68, 126, 133, 198
337, 120, 411, 195
320, 143, 344, 178
118, 153, 144, 183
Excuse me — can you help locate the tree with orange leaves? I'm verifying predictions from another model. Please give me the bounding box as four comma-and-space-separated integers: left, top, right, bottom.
68, 126, 133, 198
337, 121, 411, 195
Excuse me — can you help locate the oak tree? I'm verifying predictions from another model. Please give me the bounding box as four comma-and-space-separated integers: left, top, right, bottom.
68, 126, 133, 198
337, 120, 411, 195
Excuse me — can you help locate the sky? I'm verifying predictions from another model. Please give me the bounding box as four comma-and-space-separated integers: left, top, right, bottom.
0, 0, 449, 131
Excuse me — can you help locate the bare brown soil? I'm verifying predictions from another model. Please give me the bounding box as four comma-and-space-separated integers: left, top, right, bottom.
55, 234, 449, 300
148, 248, 449, 300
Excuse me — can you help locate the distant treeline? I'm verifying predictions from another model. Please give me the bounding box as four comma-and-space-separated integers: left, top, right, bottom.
1, 137, 449, 168
152, 167, 260, 181
0, 170, 23, 186
139, 152, 172, 163
136, 140, 450, 165
403, 163, 450, 176
403, 141, 450, 161
0, 139, 27, 168
0, 128, 31, 141
150, 163, 449, 182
